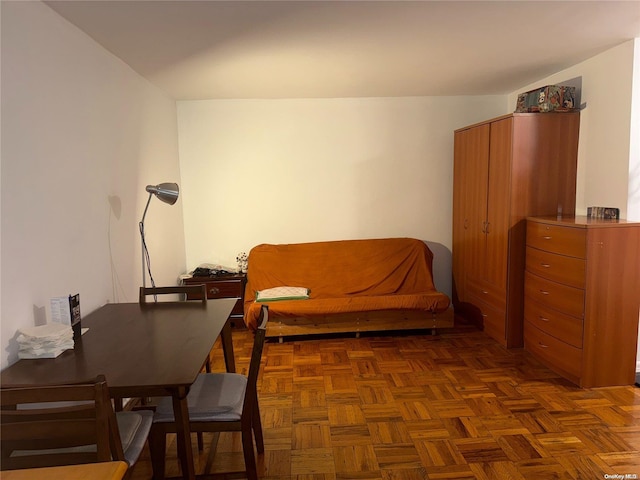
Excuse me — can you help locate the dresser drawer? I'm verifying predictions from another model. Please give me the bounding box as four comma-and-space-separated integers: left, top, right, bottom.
527, 221, 586, 258
525, 272, 584, 319
467, 293, 505, 342
525, 321, 582, 379
525, 246, 585, 289
524, 299, 583, 348
466, 279, 506, 312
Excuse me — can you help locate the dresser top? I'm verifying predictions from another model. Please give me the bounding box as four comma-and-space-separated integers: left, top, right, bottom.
528, 215, 640, 228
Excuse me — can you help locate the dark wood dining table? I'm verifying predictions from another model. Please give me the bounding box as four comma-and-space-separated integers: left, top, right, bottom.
0, 298, 237, 480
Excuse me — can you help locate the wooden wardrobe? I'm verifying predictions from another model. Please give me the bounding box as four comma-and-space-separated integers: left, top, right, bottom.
452, 112, 580, 347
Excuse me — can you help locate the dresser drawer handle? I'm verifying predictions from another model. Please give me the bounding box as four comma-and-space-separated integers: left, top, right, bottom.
481, 314, 488, 318
539, 316, 550, 322
540, 263, 551, 268
542, 236, 552, 240
538, 342, 549, 348
209, 287, 220, 295
481, 290, 489, 295
539, 290, 550, 295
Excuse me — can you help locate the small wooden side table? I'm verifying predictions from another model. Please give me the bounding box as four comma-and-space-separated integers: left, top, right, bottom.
183, 273, 247, 328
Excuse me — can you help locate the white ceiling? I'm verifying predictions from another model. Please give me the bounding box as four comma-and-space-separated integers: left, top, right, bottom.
44, 0, 640, 100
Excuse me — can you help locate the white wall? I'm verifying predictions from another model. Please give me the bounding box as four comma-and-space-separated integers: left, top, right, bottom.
0, 1, 186, 368
629, 38, 640, 222
629, 38, 640, 374
627, 38, 640, 372
178, 96, 507, 296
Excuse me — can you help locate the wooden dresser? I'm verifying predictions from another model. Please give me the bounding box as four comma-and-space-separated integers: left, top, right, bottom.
524, 216, 640, 387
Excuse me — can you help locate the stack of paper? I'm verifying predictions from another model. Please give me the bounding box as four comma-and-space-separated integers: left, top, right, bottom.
17, 323, 74, 359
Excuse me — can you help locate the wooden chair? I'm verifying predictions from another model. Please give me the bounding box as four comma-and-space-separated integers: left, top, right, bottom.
0, 375, 152, 479
138, 283, 212, 450
148, 305, 269, 480
139, 284, 212, 373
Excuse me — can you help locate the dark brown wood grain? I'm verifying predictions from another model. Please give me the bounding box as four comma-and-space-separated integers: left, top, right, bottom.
1, 298, 236, 480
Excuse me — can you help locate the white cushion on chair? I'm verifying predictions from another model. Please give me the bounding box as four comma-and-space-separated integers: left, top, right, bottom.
153, 373, 247, 423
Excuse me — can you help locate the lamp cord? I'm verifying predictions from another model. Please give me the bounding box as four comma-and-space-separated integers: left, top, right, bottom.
139, 221, 157, 301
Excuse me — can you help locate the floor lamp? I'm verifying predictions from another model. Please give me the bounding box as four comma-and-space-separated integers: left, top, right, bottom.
139, 182, 179, 288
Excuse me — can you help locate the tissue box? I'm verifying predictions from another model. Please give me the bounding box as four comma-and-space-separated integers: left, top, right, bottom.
515, 85, 576, 113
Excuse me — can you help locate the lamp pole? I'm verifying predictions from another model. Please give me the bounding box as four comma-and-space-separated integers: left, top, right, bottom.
140, 192, 154, 288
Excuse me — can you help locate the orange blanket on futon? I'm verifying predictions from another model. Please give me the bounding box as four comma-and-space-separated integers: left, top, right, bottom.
243, 238, 451, 330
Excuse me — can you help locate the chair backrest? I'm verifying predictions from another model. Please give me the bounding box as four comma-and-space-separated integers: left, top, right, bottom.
242, 305, 269, 418
0, 374, 125, 471
139, 284, 207, 304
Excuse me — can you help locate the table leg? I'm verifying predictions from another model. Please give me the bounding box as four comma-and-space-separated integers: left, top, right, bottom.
220, 318, 236, 373
172, 387, 195, 480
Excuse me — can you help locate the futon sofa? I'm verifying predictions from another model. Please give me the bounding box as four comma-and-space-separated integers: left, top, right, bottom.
243, 237, 453, 339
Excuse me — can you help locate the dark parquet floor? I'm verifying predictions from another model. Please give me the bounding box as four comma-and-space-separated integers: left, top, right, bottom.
130, 321, 640, 480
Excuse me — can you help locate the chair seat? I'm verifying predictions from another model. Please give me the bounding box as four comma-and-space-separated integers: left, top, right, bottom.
117, 410, 154, 466
153, 373, 247, 423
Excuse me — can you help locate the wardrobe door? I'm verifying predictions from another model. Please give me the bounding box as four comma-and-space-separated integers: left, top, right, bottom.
452, 124, 490, 305
482, 117, 512, 302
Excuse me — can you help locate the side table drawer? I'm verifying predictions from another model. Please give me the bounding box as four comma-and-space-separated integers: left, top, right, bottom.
525, 272, 584, 319
183, 274, 247, 324
525, 246, 585, 289
202, 280, 243, 299
527, 221, 586, 258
